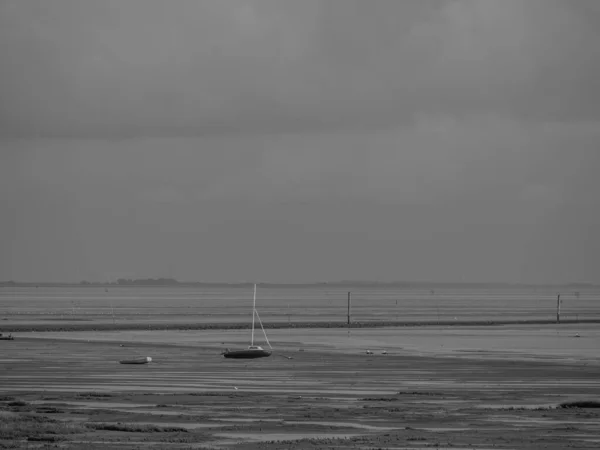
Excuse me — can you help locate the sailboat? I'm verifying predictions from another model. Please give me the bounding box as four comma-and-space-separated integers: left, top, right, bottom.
223, 284, 272, 359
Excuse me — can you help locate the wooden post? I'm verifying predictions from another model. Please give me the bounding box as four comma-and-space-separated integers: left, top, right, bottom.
347, 292, 351, 326
556, 294, 561, 324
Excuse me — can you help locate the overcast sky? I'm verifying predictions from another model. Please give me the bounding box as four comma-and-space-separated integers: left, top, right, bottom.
1, 0, 599, 284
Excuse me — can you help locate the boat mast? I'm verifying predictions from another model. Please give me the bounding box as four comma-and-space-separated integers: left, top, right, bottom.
251, 283, 256, 346
254, 307, 272, 349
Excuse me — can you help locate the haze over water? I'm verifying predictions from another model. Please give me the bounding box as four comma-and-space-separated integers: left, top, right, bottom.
2, 284, 599, 325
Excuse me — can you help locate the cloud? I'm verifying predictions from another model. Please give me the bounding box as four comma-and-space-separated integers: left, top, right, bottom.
2, 115, 599, 283
1, 0, 599, 138
1, 1, 599, 284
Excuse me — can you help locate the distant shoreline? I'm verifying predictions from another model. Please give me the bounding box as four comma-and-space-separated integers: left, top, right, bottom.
1, 280, 597, 289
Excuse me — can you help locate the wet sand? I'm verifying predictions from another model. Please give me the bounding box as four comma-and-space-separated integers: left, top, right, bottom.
1, 324, 599, 448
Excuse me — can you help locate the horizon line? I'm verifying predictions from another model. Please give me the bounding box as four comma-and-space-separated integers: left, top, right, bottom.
0, 279, 597, 288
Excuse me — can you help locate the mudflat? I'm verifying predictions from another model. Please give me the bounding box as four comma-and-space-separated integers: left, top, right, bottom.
1, 324, 599, 449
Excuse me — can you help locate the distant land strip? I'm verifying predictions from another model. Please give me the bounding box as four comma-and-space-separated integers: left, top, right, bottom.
1, 279, 598, 289
2, 318, 599, 333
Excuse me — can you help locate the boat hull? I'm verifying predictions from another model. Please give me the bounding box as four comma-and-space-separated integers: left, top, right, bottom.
119, 357, 152, 364
223, 349, 272, 359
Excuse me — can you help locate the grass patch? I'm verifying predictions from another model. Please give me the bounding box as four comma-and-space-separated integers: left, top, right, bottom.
85, 422, 188, 433
499, 406, 553, 411
75, 392, 112, 398
187, 391, 262, 398
559, 400, 600, 409
396, 391, 443, 396
27, 435, 64, 442
35, 407, 63, 414
0, 413, 84, 441
5, 402, 27, 408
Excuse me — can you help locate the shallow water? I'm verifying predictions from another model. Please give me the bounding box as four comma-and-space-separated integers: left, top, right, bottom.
21, 323, 600, 363
3, 284, 600, 327
31, 400, 150, 408
284, 420, 398, 431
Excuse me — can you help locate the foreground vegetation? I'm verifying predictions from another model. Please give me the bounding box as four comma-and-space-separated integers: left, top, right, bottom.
0, 411, 84, 445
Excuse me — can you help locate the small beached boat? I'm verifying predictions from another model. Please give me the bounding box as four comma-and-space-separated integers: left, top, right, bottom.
223, 284, 272, 359
222, 345, 272, 359
119, 356, 152, 364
